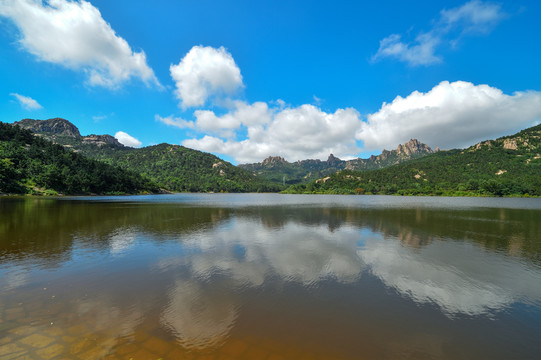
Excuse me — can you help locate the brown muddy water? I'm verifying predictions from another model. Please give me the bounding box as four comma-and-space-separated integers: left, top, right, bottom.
1, 194, 541, 359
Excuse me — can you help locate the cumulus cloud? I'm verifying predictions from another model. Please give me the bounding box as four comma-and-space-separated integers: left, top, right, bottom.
0, 0, 159, 88
372, 1, 506, 66
357, 81, 541, 151
168, 81, 541, 163
181, 102, 363, 163
170, 46, 243, 108
115, 131, 142, 148
10, 93, 43, 110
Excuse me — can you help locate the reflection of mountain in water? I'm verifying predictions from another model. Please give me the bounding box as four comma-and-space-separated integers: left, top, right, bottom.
2, 196, 541, 352
0, 198, 232, 266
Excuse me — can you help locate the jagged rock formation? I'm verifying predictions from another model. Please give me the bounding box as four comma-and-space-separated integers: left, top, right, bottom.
239, 154, 346, 185
239, 140, 434, 186
345, 139, 434, 171
262, 156, 288, 167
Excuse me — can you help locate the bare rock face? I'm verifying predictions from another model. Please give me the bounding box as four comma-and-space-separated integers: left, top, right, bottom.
82, 134, 123, 147
345, 139, 434, 171
261, 156, 288, 166
326, 153, 342, 165
12, 118, 125, 148
503, 138, 518, 150
396, 139, 433, 156
14, 118, 81, 137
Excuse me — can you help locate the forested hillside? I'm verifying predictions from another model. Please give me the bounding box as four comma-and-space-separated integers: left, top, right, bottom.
96, 144, 282, 193
284, 124, 541, 197
0, 122, 158, 195
12, 118, 281, 193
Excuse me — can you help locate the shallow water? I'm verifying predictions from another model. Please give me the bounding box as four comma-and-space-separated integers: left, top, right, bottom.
1, 194, 541, 359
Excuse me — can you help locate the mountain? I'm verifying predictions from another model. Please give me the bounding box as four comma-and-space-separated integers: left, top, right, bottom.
14, 118, 125, 149
284, 124, 541, 197
0, 122, 158, 195
239, 154, 346, 185
344, 139, 435, 171
239, 139, 434, 185
12, 118, 281, 193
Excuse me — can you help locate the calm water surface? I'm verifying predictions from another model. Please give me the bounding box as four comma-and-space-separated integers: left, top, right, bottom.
1, 194, 541, 359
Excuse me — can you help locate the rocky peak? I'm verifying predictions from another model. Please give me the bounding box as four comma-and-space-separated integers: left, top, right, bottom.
326, 153, 342, 165
262, 156, 288, 166
15, 118, 81, 137
396, 139, 433, 156
344, 139, 434, 171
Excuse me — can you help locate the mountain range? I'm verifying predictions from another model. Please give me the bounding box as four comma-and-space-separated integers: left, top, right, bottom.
239, 139, 435, 185
3, 117, 540, 197
284, 124, 541, 197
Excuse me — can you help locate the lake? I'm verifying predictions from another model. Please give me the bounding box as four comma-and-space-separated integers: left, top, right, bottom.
1, 194, 541, 359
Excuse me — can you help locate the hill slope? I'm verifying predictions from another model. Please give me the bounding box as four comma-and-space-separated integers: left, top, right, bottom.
0, 122, 158, 195
13, 118, 281, 193
239, 139, 434, 185
284, 125, 541, 196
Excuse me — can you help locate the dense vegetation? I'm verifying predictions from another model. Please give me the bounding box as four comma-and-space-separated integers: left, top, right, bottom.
284, 125, 541, 197
0, 122, 158, 195
13, 118, 281, 193
94, 144, 282, 193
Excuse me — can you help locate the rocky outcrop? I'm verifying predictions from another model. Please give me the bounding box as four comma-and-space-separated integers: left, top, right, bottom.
82, 134, 123, 147
14, 118, 81, 137
261, 156, 288, 167
396, 139, 433, 156
326, 153, 342, 166
12, 118, 125, 149
345, 139, 433, 171
503, 139, 518, 150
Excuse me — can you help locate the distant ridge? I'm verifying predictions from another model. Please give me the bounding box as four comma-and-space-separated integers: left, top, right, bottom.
238, 139, 435, 185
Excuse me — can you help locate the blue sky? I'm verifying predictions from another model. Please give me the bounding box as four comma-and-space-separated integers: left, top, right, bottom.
1, 0, 541, 163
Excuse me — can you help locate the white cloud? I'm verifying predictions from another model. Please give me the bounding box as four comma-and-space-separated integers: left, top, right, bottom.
170, 46, 243, 108
115, 131, 142, 148
10, 93, 43, 110
0, 0, 159, 88
182, 102, 363, 163
440, 0, 505, 33
159, 101, 271, 139
357, 81, 541, 151
155, 114, 195, 129
373, 33, 441, 66
372, 1, 506, 66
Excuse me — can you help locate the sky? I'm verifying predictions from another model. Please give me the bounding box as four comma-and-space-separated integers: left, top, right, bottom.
1, 0, 541, 164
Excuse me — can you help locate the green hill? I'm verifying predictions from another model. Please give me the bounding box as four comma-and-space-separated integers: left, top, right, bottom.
284, 124, 541, 197
0, 122, 158, 195
12, 118, 281, 193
